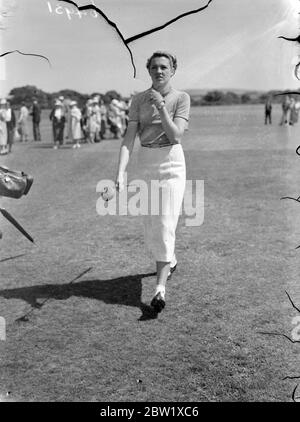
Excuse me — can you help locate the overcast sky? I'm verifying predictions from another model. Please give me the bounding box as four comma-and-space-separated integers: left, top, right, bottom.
0, 0, 299, 96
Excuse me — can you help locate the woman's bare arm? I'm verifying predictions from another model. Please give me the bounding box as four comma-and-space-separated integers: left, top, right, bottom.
159, 110, 187, 144
115, 121, 138, 190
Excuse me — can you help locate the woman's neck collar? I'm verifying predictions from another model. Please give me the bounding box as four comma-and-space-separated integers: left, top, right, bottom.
151, 84, 173, 97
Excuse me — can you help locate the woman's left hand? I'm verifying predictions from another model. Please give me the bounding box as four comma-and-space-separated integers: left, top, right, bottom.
149, 89, 164, 109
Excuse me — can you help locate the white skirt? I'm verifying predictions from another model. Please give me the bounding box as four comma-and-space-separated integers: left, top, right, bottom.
137, 143, 186, 262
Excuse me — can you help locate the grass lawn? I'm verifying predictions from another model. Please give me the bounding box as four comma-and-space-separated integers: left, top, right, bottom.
0, 105, 299, 401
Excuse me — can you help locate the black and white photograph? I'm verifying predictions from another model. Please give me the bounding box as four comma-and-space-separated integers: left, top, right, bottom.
1, 0, 300, 405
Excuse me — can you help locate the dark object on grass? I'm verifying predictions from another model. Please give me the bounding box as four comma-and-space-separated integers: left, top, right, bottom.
0, 165, 34, 243
139, 303, 158, 321
0, 165, 33, 199
150, 293, 165, 313
0, 208, 34, 243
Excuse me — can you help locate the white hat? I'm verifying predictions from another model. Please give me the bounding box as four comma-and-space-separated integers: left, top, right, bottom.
70, 100, 77, 107
111, 99, 119, 106
0, 98, 7, 105
92, 97, 99, 104
87, 99, 93, 105
55, 100, 63, 107
59, 96, 64, 101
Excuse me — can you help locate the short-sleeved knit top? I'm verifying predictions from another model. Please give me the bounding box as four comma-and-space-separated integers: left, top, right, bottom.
128, 87, 190, 148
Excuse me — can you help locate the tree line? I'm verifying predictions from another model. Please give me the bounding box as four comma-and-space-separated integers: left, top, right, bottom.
190, 90, 289, 106
7, 85, 290, 108
7, 86, 123, 108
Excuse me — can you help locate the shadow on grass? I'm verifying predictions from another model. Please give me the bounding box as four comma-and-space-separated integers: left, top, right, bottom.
0, 272, 158, 322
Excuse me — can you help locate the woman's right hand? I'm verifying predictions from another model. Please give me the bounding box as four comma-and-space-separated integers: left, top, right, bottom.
115, 172, 125, 192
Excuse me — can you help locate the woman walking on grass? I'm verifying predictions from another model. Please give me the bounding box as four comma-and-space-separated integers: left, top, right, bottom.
115, 51, 190, 313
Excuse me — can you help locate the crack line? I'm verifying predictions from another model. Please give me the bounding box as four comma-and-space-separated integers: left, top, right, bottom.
286, 291, 300, 314
59, 0, 214, 77
258, 331, 300, 344
0, 49, 51, 66
59, 0, 136, 76
125, 0, 214, 44
277, 35, 300, 80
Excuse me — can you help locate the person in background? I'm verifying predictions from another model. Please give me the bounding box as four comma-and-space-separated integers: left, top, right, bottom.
85, 98, 100, 144
264, 97, 272, 125
99, 99, 108, 140
50, 100, 65, 149
289, 97, 298, 125
81, 99, 91, 143
113, 98, 127, 136
108, 99, 123, 139
294, 99, 300, 123
5, 100, 16, 154
30, 98, 42, 141
0, 99, 8, 155
18, 101, 29, 142
91, 97, 101, 142
279, 95, 291, 126
62, 97, 72, 141
123, 98, 131, 131
70, 101, 82, 149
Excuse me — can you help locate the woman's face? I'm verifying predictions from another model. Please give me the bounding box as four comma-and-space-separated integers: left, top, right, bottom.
148, 56, 174, 87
